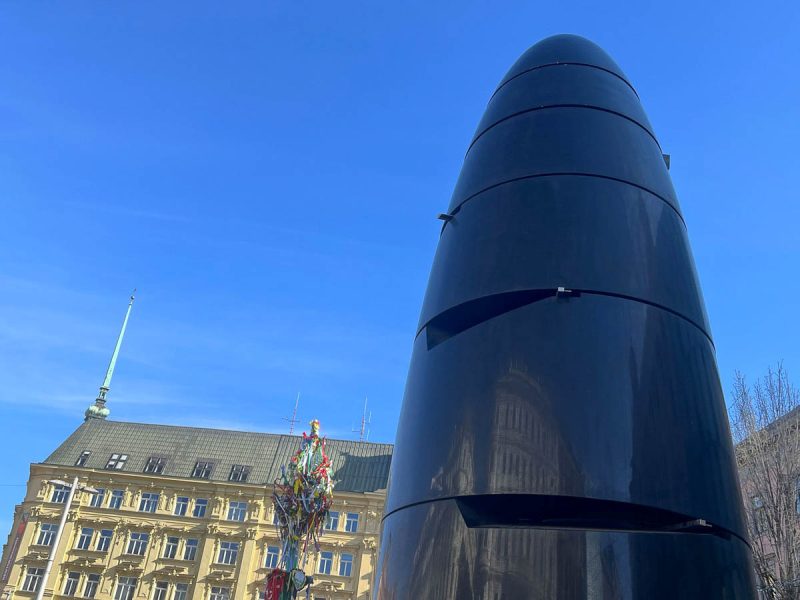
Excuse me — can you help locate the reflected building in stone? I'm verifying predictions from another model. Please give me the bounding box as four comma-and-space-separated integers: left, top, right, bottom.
375, 34, 756, 599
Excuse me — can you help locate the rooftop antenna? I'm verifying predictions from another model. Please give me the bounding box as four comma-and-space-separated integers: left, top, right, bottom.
352, 397, 372, 442
284, 393, 300, 435
85, 290, 135, 421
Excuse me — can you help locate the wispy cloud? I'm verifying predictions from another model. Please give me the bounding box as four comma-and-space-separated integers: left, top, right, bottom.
61, 200, 193, 225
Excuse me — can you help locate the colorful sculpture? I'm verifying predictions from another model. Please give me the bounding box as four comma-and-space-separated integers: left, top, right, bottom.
265, 420, 334, 600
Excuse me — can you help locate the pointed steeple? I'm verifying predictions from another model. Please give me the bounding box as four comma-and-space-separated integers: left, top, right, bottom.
85, 291, 135, 421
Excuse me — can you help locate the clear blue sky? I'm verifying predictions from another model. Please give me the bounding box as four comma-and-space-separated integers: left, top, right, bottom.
1, 1, 798, 532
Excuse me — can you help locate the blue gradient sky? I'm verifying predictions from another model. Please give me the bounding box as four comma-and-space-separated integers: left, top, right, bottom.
1, 1, 798, 533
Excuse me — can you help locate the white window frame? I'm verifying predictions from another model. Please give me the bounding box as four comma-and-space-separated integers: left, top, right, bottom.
174, 496, 189, 516
83, 574, 101, 599
265, 545, 279, 569
228, 464, 251, 482
345, 512, 359, 532
96, 529, 113, 552
152, 581, 169, 600
63, 571, 81, 596
109, 489, 125, 509
36, 523, 58, 546
339, 552, 353, 577
191, 461, 213, 479
22, 567, 44, 592
324, 511, 339, 531
163, 536, 179, 559
184, 538, 198, 561
144, 456, 167, 474
105, 453, 128, 470
114, 576, 137, 600
217, 541, 239, 565
318, 551, 333, 575
51, 485, 70, 503
173, 583, 188, 600
76, 527, 94, 550
226, 501, 247, 522
209, 587, 229, 600
193, 498, 208, 518
139, 492, 159, 513
126, 532, 149, 555
89, 488, 106, 508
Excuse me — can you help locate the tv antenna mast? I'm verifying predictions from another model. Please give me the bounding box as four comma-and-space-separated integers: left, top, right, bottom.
352, 397, 372, 442
284, 393, 300, 435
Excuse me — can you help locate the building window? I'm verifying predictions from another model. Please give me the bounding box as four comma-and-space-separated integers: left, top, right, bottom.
105, 453, 128, 470
76, 527, 94, 550
63, 571, 81, 596
144, 456, 167, 474
126, 532, 149, 555
109, 489, 125, 509
153, 581, 169, 600
193, 498, 208, 518
83, 574, 101, 599
217, 541, 239, 565
228, 464, 251, 482
339, 553, 353, 577
345, 512, 359, 533
318, 551, 332, 575
265, 545, 279, 569
114, 577, 137, 600
227, 501, 247, 522
22, 567, 44, 592
139, 492, 159, 513
209, 587, 229, 600
76, 451, 91, 467
96, 529, 113, 552
36, 523, 58, 546
324, 511, 339, 531
191, 461, 213, 479
173, 583, 188, 600
163, 537, 179, 559
51, 484, 70, 503
89, 488, 106, 508
174, 496, 189, 516
184, 539, 198, 561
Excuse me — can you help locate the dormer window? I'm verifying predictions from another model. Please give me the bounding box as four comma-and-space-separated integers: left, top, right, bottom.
143, 456, 167, 474
105, 453, 128, 470
191, 461, 213, 479
75, 451, 91, 467
228, 464, 251, 482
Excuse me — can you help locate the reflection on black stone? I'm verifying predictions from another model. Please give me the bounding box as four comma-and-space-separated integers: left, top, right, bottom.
376, 33, 754, 599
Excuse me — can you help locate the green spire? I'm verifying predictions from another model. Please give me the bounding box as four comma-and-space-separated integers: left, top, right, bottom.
85, 291, 135, 421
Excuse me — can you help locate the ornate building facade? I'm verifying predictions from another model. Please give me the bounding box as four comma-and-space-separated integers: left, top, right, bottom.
0, 418, 392, 600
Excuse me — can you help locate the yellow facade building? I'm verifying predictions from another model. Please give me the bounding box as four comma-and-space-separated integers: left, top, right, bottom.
0, 418, 392, 600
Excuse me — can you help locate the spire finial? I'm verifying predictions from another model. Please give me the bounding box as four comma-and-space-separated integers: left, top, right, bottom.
85, 291, 135, 421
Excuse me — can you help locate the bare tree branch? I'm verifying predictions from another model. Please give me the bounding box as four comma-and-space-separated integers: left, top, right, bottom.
731, 364, 800, 599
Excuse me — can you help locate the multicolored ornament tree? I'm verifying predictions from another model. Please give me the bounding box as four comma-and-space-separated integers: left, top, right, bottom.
265, 420, 334, 600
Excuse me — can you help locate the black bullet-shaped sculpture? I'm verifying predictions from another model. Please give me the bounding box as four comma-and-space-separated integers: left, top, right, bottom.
375, 35, 756, 599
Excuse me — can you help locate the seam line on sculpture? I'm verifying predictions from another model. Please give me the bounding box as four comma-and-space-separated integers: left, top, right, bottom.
381, 496, 749, 547
490, 62, 639, 101
414, 288, 713, 349
466, 104, 660, 156
447, 173, 685, 228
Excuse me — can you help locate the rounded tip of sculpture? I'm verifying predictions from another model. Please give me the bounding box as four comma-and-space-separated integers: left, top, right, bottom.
500, 34, 631, 90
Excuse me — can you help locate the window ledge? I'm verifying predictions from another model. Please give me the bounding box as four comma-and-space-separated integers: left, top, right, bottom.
118, 554, 146, 561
